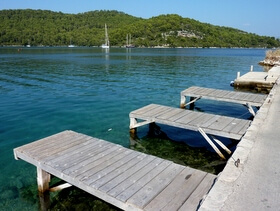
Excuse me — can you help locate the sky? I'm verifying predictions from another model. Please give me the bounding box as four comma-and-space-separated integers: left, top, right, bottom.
1, 0, 279, 38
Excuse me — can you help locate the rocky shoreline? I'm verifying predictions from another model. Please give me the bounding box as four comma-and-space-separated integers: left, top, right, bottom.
259, 58, 280, 66
259, 49, 280, 67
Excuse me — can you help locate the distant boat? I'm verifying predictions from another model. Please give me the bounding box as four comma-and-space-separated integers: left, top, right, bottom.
126, 34, 135, 48
101, 24, 110, 49
68, 38, 75, 48
26, 39, 31, 47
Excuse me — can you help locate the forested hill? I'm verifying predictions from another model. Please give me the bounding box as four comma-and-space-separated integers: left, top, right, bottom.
1, 9, 279, 48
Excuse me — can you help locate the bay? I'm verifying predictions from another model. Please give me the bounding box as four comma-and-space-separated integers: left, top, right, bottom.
0, 47, 266, 210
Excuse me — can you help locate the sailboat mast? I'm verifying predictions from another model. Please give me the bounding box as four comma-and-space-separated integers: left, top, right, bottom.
105, 24, 109, 46
126, 34, 129, 46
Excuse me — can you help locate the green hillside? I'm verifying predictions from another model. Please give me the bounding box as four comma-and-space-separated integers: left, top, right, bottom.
0, 9, 279, 48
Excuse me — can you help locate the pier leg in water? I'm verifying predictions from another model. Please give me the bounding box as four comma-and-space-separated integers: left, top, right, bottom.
39, 191, 50, 211
129, 117, 137, 134
148, 122, 161, 136
180, 94, 186, 108
37, 167, 51, 211
37, 167, 50, 193
189, 97, 195, 110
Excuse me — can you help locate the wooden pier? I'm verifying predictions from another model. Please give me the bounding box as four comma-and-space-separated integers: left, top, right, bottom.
130, 104, 251, 141
181, 86, 267, 107
14, 130, 216, 211
180, 86, 267, 116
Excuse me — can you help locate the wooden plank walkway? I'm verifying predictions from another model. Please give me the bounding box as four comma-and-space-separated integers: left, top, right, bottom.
14, 130, 216, 211
130, 104, 251, 140
180, 86, 268, 107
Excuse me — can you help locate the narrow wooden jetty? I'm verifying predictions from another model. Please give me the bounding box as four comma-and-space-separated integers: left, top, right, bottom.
14, 130, 216, 211
180, 86, 267, 116
181, 86, 267, 107
130, 104, 251, 141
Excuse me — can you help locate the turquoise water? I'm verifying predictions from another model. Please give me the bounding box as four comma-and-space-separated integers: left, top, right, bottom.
0, 47, 266, 210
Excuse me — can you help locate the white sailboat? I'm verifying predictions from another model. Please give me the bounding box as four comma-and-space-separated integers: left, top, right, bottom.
68, 38, 75, 48
126, 34, 135, 48
101, 24, 110, 49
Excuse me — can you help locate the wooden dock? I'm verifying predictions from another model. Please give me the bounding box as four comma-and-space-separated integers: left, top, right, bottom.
14, 130, 216, 211
130, 104, 251, 141
180, 86, 267, 108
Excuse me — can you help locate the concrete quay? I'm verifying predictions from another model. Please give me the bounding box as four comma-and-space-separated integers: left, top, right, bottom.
200, 68, 280, 210
234, 66, 280, 92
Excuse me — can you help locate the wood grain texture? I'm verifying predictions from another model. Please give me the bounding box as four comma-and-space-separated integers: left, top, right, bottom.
14, 130, 217, 210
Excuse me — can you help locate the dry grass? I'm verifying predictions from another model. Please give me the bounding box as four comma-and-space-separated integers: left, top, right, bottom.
265, 49, 280, 60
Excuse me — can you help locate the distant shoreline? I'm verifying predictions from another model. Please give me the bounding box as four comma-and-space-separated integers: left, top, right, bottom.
0, 45, 274, 50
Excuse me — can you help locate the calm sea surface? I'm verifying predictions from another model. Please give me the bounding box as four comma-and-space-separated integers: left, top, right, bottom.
0, 47, 266, 210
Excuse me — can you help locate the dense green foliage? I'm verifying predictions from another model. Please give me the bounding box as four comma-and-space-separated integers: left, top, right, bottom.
1, 9, 279, 48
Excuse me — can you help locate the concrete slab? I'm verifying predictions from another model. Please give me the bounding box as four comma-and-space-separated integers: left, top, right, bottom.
234, 66, 280, 92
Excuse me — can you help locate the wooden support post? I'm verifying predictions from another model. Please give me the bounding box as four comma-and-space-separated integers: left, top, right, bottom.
189, 96, 195, 110
49, 183, 72, 192
129, 117, 137, 134
210, 135, 232, 155
245, 103, 256, 117
237, 72, 240, 79
37, 167, 51, 193
250, 65, 253, 72
39, 191, 50, 211
198, 128, 226, 160
185, 96, 201, 107
180, 94, 186, 108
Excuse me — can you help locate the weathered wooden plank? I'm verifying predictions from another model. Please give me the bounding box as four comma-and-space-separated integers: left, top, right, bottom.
91, 153, 147, 189
130, 105, 171, 119
175, 111, 203, 124
181, 86, 267, 107
144, 167, 195, 211
130, 104, 251, 140
156, 108, 183, 120
223, 118, 250, 135
70, 146, 130, 179
34, 135, 92, 160
187, 113, 215, 127
178, 173, 216, 211
159, 170, 208, 211
206, 89, 225, 97
215, 90, 231, 98
166, 109, 190, 122
200, 115, 221, 128
116, 160, 172, 202
99, 155, 157, 193
130, 104, 159, 116
253, 94, 267, 103
126, 163, 185, 209
18, 131, 78, 155
14, 131, 218, 211
50, 139, 113, 167
43, 137, 102, 164
246, 93, 260, 102
82, 150, 139, 186
207, 116, 235, 131
108, 158, 165, 198
237, 120, 252, 135
25, 133, 86, 158
61, 143, 121, 174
